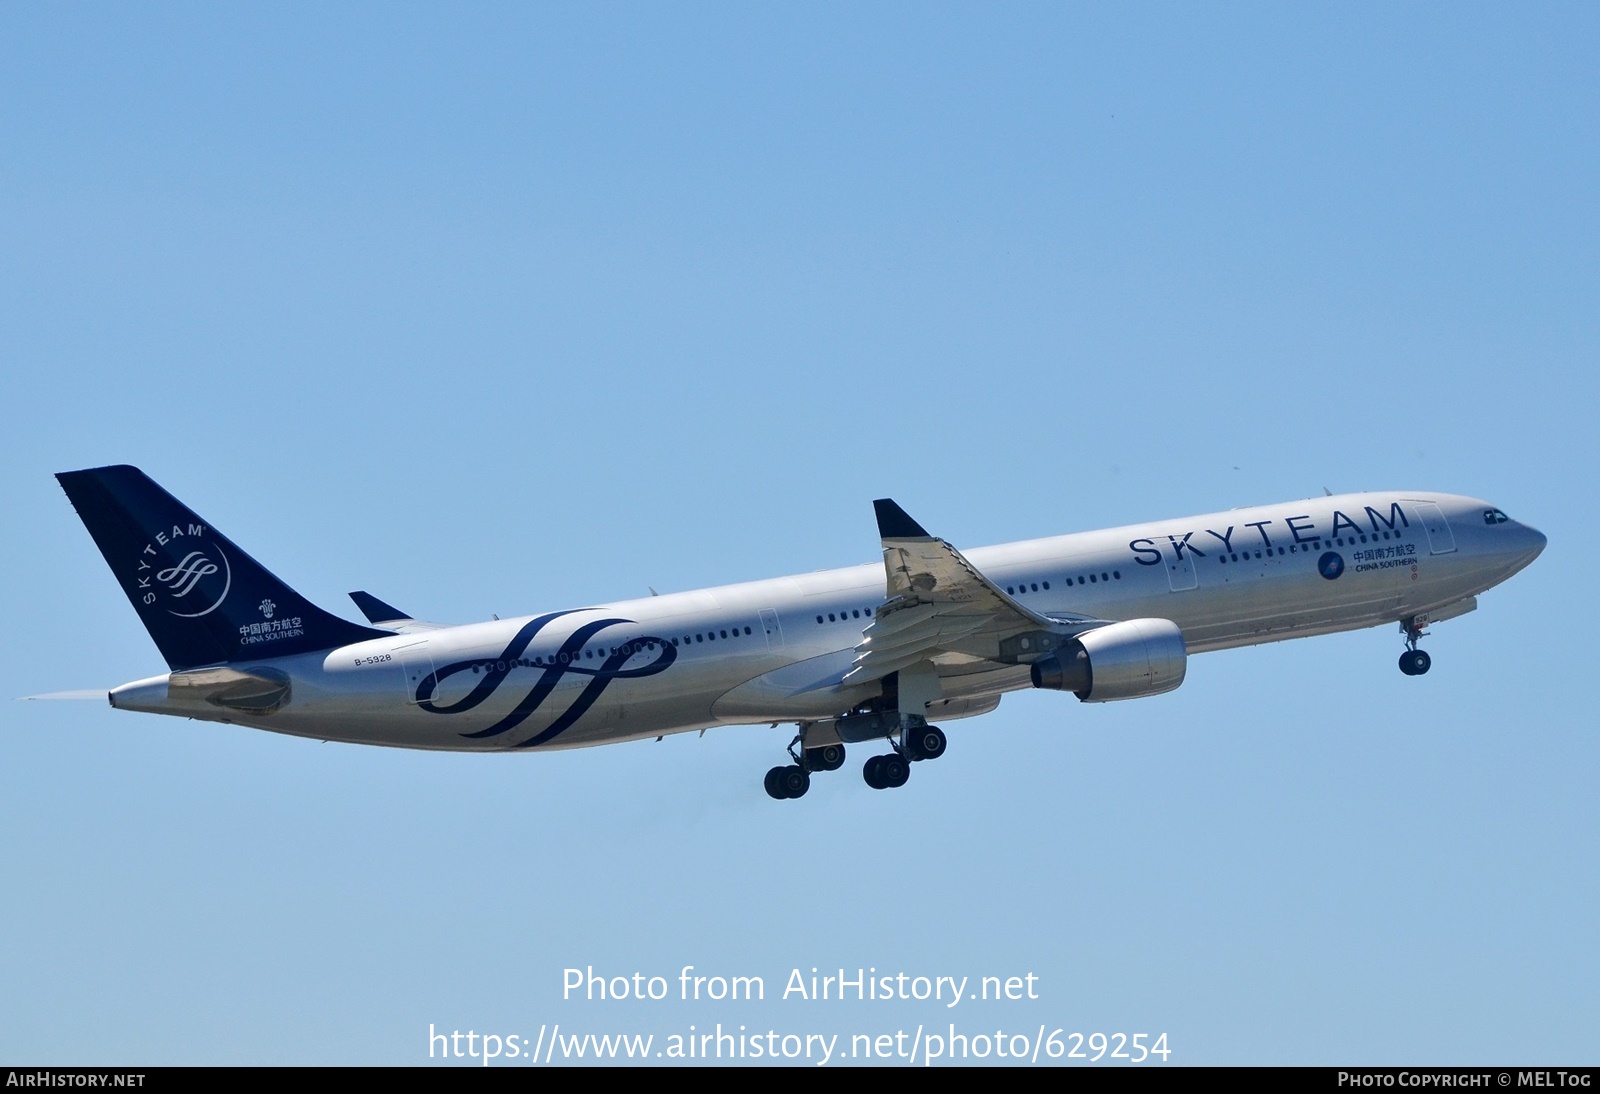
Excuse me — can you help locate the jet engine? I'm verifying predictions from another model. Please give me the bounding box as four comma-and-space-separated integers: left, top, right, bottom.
1028, 618, 1186, 702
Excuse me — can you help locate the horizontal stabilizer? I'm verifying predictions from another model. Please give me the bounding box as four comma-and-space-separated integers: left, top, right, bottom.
349, 590, 449, 632
349, 590, 410, 626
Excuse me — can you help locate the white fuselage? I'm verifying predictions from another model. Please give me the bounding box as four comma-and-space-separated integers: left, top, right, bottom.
107, 491, 1545, 751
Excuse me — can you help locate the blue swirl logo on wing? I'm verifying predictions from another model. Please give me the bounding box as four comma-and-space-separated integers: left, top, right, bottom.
1318, 551, 1345, 580
413, 610, 677, 747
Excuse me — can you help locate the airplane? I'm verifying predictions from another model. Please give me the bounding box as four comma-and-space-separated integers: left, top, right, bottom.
49, 465, 1545, 800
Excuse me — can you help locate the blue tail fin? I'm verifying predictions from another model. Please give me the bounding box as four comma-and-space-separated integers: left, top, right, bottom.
57, 465, 391, 670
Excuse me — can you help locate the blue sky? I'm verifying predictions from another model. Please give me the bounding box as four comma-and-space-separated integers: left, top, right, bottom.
2, 3, 1595, 1065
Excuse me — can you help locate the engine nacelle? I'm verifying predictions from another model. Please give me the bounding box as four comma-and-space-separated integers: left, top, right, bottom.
1029, 618, 1187, 702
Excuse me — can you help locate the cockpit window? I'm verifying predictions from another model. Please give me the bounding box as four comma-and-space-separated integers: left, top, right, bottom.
1484, 509, 1509, 525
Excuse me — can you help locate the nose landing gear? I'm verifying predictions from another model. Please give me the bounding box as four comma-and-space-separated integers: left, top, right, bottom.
1398, 618, 1432, 676
1399, 649, 1432, 675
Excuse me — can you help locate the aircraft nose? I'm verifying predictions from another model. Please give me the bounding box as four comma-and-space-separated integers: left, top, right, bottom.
1511, 523, 1547, 570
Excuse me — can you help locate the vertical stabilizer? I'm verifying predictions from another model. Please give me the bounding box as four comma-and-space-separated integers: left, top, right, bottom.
56, 465, 391, 670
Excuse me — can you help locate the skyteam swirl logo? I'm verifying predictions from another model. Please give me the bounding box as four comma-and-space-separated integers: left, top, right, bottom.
1318, 551, 1345, 580
159, 551, 219, 597
133, 530, 233, 618
415, 610, 677, 748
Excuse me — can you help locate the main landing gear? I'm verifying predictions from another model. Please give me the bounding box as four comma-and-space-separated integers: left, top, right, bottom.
763, 723, 948, 799
863, 723, 946, 792
763, 764, 810, 800
1398, 617, 1432, 676
763, 737, 847, 800
862, 752, 908, 790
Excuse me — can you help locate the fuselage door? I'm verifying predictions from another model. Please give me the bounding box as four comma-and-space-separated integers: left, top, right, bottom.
759, 608, 784, 650
395, 640, 437, 704
1413, 502, 1458, 555
1165, 546, 1198, 592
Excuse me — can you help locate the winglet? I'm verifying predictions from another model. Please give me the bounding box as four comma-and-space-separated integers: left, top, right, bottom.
349, 591, 411, 625
874, 498, 930, 539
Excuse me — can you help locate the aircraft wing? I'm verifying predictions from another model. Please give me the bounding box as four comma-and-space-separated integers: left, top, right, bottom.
842, 500, 1104, 686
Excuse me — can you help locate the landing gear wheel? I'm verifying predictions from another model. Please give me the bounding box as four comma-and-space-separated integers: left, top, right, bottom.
764, 766, 790, 799
907, 725, 947, 762
807, 743, 846, 772
1399, 649, 1432, 676
779, 765, 810, 798
880, 754, 910, 788
863, 755, 885, 790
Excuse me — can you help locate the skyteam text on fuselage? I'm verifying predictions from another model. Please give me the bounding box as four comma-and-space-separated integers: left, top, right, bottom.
52, 465, 1545, 799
